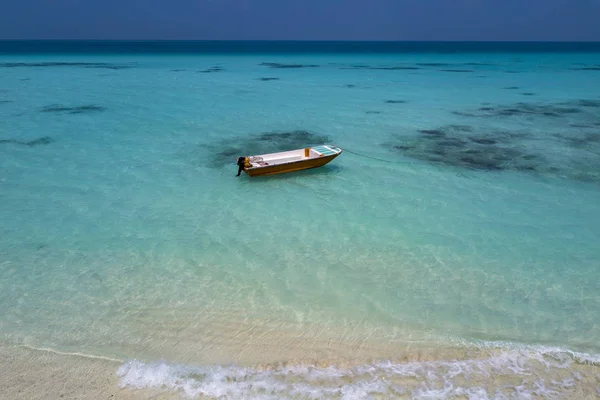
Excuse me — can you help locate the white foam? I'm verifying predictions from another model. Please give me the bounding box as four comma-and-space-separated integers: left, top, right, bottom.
117, 345, 597, 399
467, 339, 600, 366
19, 344, 124, 363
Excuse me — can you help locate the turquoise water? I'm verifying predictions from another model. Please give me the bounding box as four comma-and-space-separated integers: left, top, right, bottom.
1, 42, 600, 398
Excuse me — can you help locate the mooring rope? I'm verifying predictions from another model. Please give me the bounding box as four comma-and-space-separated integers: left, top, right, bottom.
341, 147, 478, 175
342, 148, 418, 165
342, 147, 510, 174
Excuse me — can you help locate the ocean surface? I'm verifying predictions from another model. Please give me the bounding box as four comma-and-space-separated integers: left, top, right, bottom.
1, 41, 600, 399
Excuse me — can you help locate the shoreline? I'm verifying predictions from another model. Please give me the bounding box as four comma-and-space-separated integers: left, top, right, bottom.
3, 337, 599, 399
0, 343, 143, 400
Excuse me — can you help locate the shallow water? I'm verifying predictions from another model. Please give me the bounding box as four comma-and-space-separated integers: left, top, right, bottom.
1, 42, 600, 398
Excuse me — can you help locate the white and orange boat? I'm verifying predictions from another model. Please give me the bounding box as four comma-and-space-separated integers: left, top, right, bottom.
236, 145, 343, 177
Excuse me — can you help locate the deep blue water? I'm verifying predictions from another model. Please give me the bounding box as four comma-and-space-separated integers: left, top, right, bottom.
2, 40, 600, 54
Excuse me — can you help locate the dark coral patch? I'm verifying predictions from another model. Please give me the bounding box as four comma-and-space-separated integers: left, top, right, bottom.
0, 62, 132, 70
557, 132, 600, 147
458, 156, 503, 170
574, 99, 600, 107
452, 111, 478, 117
256, 130, 322, 142
419, 129, 445, 137
438, 139, 467, 147
445, 125, 473, 133
386, 124, 536, 172
0, 136, 53, 147
26, 136, 54, 146
374, 66, 420, 70
385, 100, 407, 104
439, 69, 474, 73
340, 65, 419, 70
416, 63, 452, 67
571, 66, 600, 71
199, 66, 224, 73
207, 130, 331, 168
384, 108, 600, 182
40, 104, 106, 114
463, 62, 495, 66
469, 137, 497, 145
455, 102, 583, 118
258, 77, 280, 81
260, 62, 318, 69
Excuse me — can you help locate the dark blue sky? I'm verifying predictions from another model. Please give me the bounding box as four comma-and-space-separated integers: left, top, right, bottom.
1, 0, 599, 41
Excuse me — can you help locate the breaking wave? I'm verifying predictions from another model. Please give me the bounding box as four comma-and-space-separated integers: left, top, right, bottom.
117, 344, 600, 399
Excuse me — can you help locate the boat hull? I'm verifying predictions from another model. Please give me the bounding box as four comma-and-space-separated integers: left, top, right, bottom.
245, 152, 340, 177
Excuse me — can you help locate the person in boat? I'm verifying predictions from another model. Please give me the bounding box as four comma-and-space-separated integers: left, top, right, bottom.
236, 157, 246, 177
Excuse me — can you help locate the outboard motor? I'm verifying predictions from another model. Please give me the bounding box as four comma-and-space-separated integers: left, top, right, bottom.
236, 157, 246, 177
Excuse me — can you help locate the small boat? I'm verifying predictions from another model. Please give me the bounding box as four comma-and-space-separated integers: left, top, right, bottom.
236, 145, 343, 177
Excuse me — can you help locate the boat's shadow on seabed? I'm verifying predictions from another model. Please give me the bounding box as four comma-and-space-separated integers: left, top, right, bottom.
239, 164, 343, 182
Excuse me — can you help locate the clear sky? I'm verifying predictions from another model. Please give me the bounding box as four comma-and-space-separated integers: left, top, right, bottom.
1, 0, 599, 41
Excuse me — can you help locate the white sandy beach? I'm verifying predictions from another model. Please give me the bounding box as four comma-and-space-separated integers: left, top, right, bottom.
2, 339, 600, 399
0, 344, 146, 400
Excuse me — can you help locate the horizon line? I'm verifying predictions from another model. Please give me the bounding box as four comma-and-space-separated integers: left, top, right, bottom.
1, 39, 600, 43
